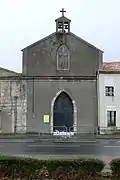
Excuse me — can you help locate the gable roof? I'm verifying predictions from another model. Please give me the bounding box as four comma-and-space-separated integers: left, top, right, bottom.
99, 61, 120, 74
21, 32, 56, 51
55, 16, 71, 22
70, 32, 103, 52
0, 67, 19, 75
21, 32, 103, 52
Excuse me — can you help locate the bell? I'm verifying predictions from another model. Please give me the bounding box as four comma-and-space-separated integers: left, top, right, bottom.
58, 25, 62, 29
58, 22, 62, 28
65, 25, 68, 29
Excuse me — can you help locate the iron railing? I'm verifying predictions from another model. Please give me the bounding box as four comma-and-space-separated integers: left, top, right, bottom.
1, 125, 120, 137
13, 125, 98, 137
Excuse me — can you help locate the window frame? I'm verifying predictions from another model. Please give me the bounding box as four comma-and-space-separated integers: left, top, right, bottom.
57, 45, 70, 71
107, 110, 116, 127
105, 86, 114, 96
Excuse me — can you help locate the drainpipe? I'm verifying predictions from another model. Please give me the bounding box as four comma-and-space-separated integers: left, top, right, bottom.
32, 78, 35, 132
14, 96, 18, 134
96, 70, 100, 135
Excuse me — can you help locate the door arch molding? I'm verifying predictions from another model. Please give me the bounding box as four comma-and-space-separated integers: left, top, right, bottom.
50, 89, 77, 133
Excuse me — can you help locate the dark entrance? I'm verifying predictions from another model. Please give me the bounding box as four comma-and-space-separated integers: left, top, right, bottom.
53, 92, 74, 132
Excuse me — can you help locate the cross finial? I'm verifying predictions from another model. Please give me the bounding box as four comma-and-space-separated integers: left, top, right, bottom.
60, 8, 66, 17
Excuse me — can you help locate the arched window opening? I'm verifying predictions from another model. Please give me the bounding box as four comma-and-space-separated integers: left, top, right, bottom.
57, 45, 70, 70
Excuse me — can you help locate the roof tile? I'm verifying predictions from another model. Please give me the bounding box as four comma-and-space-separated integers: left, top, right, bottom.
102, 62, 120, 71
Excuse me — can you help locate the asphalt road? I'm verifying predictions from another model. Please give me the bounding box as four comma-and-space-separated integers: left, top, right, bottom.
0, 138, 120, 157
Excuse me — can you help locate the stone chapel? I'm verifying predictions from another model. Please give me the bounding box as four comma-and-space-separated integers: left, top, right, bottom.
21, 8, 103, 134
0, 9, 103, 134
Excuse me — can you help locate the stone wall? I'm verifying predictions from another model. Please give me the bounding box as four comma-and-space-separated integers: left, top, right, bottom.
0, 78, 27, 133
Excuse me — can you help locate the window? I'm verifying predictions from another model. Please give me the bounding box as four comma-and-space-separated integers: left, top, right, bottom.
57, 45, 70, 70
107, 111, 116, 127
105, 86, 114, 96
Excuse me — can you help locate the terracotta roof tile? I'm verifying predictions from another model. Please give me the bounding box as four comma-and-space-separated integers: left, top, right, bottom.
102, 62, 120, 71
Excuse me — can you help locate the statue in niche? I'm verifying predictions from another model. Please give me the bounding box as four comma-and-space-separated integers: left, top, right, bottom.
57, 45, 70, 70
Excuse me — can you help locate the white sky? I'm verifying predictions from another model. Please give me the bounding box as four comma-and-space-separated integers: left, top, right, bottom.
0, 0, 120, 72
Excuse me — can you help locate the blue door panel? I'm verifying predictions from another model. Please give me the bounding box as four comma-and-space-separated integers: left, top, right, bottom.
53, 92, 73, 132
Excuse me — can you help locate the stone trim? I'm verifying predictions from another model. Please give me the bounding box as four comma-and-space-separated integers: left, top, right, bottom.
0, 76, 97, 80
50, 89, 77, 133
57, 45, 70, 71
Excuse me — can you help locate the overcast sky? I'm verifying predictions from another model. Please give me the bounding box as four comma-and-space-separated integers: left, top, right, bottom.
0, 0, 120, 72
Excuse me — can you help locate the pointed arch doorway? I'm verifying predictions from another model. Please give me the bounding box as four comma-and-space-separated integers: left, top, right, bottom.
52, 91, 74, 132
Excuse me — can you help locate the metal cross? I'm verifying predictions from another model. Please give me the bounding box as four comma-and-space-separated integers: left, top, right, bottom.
60, 8, 66, 17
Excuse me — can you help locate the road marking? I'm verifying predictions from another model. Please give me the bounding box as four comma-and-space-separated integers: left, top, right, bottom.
104, 145, 120, 148
28, 144, 45, 147
28, 144, 82, 147
53, 141, 97, 143
76, 141, 97, 143
0, 140, 34, 143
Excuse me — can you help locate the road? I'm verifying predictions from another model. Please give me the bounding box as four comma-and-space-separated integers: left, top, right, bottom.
0, 138, 120, 158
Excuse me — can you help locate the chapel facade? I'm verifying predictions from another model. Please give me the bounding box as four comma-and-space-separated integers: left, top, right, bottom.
21, 8, 103, 134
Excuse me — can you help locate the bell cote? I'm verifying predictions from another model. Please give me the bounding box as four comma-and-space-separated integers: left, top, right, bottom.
55, 8, 71, 33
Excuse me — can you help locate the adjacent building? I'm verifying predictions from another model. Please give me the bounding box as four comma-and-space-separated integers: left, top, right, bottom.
0, 68, 26, 133
98, 62, 120, 134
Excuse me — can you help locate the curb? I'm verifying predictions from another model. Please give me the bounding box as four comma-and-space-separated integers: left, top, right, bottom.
0, 135, 120, 140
